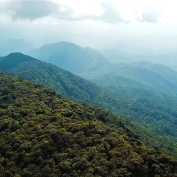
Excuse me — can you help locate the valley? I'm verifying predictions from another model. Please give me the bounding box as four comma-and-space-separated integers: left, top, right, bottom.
0, 70, 177, 176
1, 41, 177, 176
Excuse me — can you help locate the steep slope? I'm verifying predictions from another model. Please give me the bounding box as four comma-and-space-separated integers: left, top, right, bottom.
0, 53, 110, 106
81, 61, 177, 126
28, 41, 108, 73
0, 70, 177, 177
79, 61, 177, 157
0, 52, 37, 70
2, 53, 177, 158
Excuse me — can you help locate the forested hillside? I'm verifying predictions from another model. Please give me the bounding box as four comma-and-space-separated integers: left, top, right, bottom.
0, 53, 110, 105
79, 61, 177, 157
0, 70, 177, 177
1, 53, 177, 158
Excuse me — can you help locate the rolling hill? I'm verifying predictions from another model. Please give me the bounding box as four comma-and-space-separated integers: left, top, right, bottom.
0, 70, 177, 177
131, 53, 177, 71
0, 53, 129, 113
1, 53, 177, 158
80, 61, 177, 93
28, 41, 108, 74
100, 47, 177, 71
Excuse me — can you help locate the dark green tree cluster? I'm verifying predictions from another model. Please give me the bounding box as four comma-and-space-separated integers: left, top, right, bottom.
0, 70, 177, 177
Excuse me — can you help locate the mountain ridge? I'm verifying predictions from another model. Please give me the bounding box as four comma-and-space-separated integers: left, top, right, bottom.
28, 41, 108, 74
0, 70, 177, 176
2, 53, 177, 158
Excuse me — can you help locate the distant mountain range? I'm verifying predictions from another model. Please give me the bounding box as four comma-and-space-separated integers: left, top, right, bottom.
1, 39, 177, 155
1, 70, 176, 176
0, 53, 111, 106
81, 61, 177, 94
100, 47, 177, 71
132, 53, 177, 71
1, 39, 177, 72
1, 39, 177, 169
28, 41, 108, 74
2, 52, 177, 158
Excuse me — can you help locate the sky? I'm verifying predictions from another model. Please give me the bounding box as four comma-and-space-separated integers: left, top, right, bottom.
1, 0, 177, 52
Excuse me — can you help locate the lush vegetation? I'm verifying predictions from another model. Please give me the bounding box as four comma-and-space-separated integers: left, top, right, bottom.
0, 53, 177, 157
0, 53, 118, 108
0, 70, 177, 177
79, 61, 177, 158
2, 53, 177, 159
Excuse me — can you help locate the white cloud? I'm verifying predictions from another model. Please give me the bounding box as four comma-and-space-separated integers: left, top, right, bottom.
0, 0, 58, 20
1, 0, 176, 23
1, 0, 177, 50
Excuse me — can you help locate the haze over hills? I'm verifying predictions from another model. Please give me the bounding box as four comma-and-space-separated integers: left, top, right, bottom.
0, 53, 112, 107
2, 0, 177, 176
2, 52, 177, 158
26, 39, 177, 75
28, 41, 108, 74
100, 47, 135, 64
81, 61, 177, 93
100, 46, 177, 71
132, 53, 177, 71
0, 39, 34, 56
2, 38, 176, 73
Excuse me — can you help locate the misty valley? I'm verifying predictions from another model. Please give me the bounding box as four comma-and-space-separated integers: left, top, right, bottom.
1, 40, 177, 177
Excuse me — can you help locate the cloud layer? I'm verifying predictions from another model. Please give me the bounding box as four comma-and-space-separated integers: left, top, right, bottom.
0, 0, 57, 20
0, 0, 165, 23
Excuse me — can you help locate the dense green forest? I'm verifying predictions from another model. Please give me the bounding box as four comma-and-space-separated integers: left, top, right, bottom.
0, 70, 177, 177
0, 53, 135, 114
1, 53, 177, 159
80, 61, 177, 137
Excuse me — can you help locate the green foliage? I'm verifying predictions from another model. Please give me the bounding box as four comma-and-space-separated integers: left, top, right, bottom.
0, 70, 177, 176
1, 53, 177, 166
0, 53, 110, 107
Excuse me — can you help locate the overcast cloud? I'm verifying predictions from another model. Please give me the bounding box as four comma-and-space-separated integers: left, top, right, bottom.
0, 0, 58, 20
0, 0, 166, 23
0, 0, 177, 50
